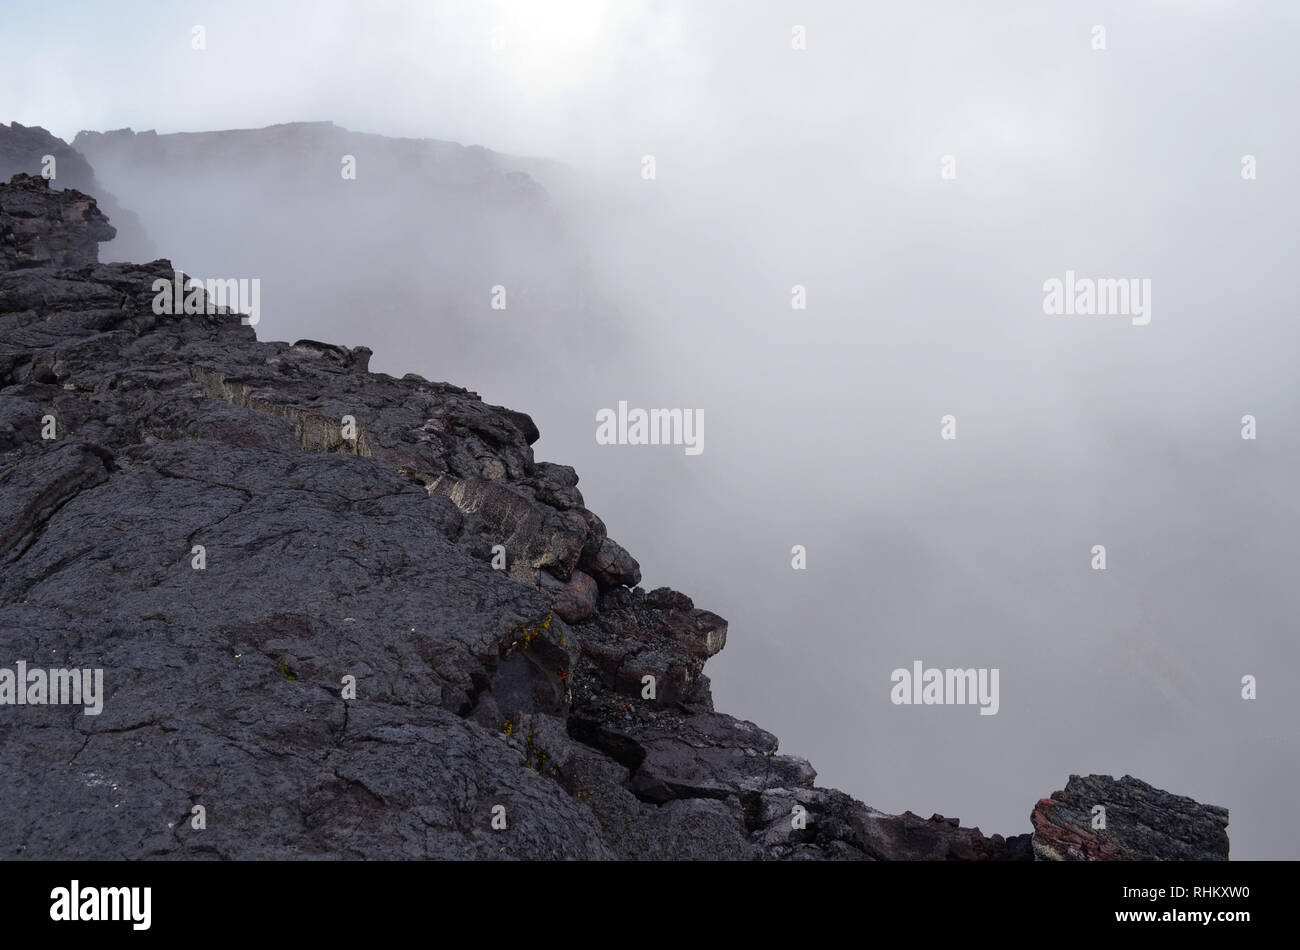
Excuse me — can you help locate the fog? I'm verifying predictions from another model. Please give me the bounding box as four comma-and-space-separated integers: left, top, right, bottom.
5, 0, 1298, 858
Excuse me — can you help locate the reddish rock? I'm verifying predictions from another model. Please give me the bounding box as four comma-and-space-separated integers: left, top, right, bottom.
1030, 774, 1229, 861
546, 568, 599, 622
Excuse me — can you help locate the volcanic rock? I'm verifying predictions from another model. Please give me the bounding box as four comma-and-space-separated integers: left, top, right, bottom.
0, 122, 155, 262
0, 172, 1230, 860
1030, 774, 1230, 861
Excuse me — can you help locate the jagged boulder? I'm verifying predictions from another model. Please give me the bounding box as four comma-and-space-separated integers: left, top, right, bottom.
1031, 774, 1230, 861
577, 586, 724, 705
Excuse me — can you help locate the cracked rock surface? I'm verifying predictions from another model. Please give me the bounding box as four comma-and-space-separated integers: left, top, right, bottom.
0, 173, 1229, 859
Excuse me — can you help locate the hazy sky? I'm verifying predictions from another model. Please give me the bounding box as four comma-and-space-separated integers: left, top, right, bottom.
5, 0, 1298, 858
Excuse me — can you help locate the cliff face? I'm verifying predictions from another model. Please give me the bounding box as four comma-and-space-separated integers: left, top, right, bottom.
0, 173, 1229, 860
0, 123, 155, 263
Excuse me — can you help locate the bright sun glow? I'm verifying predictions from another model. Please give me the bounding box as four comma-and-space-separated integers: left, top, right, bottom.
492, 0, 612, 89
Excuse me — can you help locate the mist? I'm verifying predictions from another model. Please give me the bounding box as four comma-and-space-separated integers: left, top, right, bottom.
5, 0, 1298, 858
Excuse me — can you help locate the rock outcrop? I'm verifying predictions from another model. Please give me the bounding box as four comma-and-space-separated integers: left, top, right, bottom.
0, 122, 155, 262
0, 173, 1229, 859
0, 173, 116, 271
1031, 774, 1230, 861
